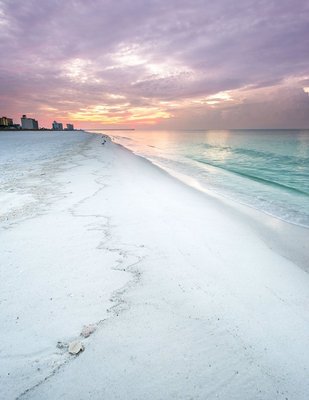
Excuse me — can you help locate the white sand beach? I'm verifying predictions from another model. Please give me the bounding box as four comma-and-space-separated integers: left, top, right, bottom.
1, 131, 309, 399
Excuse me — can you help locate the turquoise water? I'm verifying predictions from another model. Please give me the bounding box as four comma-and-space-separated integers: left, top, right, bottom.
94, 129, 309, 228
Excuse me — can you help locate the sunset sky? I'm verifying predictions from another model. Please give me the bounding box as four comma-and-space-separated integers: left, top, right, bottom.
0, 0, 308, 129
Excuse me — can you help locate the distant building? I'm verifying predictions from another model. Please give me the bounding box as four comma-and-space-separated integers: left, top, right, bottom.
66, 123, 74, 130
21, 115, 39, 129
0, 116, 13, 127
52, 121, 63, 130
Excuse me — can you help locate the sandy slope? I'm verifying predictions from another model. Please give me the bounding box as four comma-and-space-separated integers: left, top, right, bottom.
1, 132, 309, 399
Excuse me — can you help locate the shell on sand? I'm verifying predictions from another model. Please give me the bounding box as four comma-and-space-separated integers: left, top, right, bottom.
68, 340, 84, 355
81, 324, 97, 338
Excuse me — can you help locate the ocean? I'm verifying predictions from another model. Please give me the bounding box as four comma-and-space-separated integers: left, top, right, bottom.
93, 129, 309, 228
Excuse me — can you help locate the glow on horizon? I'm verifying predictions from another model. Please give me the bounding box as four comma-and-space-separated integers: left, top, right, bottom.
65, 89, 235, 127
34, 76, 309, 129
68, 105, 172, 126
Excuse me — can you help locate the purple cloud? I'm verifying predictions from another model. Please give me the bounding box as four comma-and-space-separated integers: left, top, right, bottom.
0, 0, 308, 127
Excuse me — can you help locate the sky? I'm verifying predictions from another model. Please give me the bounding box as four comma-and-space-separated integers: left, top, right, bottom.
0, 0, 309, 129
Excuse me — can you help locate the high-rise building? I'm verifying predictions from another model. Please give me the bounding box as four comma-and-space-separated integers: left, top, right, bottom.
0, 116, 13, 126
66, 123, 74, 130
21, 115, 39, 129
52, 121, 63, 130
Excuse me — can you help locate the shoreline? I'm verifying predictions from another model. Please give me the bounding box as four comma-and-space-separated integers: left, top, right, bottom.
109, 135, 309, 272
1, 131, 309, 399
